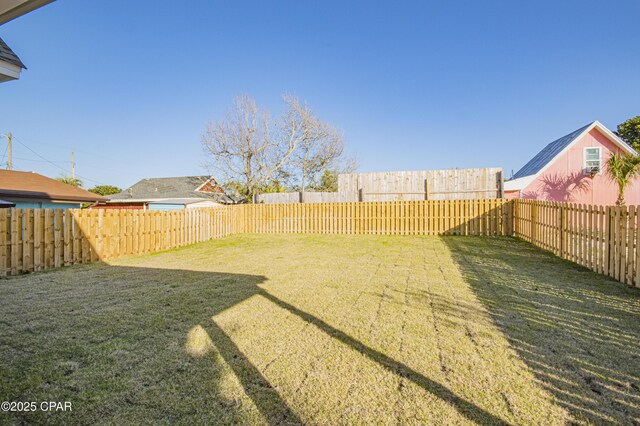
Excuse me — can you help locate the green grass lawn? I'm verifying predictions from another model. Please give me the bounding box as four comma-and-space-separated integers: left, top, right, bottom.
0, 234, 638, 425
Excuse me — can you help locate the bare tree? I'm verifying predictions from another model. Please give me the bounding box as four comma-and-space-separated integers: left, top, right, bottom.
283, 96, 350, 191
201, 95, 300, 199
202, 94, 356, 199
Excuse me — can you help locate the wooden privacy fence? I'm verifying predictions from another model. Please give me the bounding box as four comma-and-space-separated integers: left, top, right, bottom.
514, 200, 640, 287
0, 208, 237, 276
1, 200, 511, 276
236, 199, 512, 236
1, 199, 639, 288
339, 168, 504, 201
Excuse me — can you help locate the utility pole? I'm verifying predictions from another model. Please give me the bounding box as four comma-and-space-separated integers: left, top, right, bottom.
7, 132, 12, 170
71, 149, 75, 178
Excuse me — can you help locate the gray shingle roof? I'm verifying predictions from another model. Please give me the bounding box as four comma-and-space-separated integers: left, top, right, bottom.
108, 176, 236, 204
512, 122, 594, 179
0, 37, 26, 69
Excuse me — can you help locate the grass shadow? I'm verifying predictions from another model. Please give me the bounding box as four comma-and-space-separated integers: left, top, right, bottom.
442, 236, 640, 425
1, 256, 512, 425
257, 290, 510, 426
0, 264, 301, 425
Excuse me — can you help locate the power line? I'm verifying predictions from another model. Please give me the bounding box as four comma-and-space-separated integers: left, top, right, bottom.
0, 141, 7, 167
1, 133, 125, 163
12, 136, 70, 172
10, 156, 68, 163
9, 135, 109, 186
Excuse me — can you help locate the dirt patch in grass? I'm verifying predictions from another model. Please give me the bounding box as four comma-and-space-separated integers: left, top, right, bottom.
0, 234, 637, 425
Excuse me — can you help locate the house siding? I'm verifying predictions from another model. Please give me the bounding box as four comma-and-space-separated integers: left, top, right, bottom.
3, 198, 82, 209
507, 128, 640, 205
185, 201, 222, 209
93, 203, 145, 210
148, 203, 185, 211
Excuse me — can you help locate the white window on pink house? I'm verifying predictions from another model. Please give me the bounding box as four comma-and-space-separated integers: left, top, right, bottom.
584, 147, 602, 175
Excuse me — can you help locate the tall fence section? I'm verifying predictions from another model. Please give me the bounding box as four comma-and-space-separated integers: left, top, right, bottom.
257, 168, 504, 204
1, 199, 639, 288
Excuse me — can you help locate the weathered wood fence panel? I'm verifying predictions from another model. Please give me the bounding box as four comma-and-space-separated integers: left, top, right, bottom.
0, 208, 238, 276
513, 199, 639, 287
339, 168, 504, 201
256, 192, 302, 204
257, 191, 357, 204
257, 168, 504, 204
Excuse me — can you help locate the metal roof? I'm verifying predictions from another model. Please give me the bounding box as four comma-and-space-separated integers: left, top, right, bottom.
108, 176, 236, 204
512, 122, 594, 179
0, 37, 25, 69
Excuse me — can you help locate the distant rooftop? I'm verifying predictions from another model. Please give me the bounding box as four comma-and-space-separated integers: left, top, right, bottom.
108, 176, 237, 204
0, 170, 107, 202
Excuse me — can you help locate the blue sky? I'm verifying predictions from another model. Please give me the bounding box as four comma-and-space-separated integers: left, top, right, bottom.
0, 0, 638, 188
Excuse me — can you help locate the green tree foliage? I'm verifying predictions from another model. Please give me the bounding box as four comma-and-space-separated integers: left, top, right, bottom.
260, 179, 289, 194
605, 152, 640, 206
616, 116, 640, 151
56, 175, 83, 188
310, 170, 339, 192
88, 185, 122, 196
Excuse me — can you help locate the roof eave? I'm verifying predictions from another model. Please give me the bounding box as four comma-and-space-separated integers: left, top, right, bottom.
0, 59, 22, 82
107, 197, 224, 204
0, 0, 55, 25
0, 190, 106, 203
194, 176, 216, 192
504, 175, 536, 191
592, 120, 638, 155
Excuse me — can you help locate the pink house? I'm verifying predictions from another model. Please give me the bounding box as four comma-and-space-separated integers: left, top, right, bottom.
504, 121, 639, 205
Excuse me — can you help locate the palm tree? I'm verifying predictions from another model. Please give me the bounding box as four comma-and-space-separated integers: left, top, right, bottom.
605, 152, 640, 206
56, 175, 83, 188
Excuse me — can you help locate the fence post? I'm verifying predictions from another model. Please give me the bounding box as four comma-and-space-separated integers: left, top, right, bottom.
531, 201, 538, 245
636, 206, 640, 287
511, 199, 517, 237
11, 209, 21, 275
604, 206, 612, 277
558, 203, 565, 258
626, 205, 635, 285
0, 209, 8, 276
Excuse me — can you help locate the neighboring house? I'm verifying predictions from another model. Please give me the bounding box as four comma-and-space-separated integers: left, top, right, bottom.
504, 121, 639, 205
0, 170, 107, 208
103, 176, 239, 210
0, 0, 54, 82
0, 36, 25, 82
